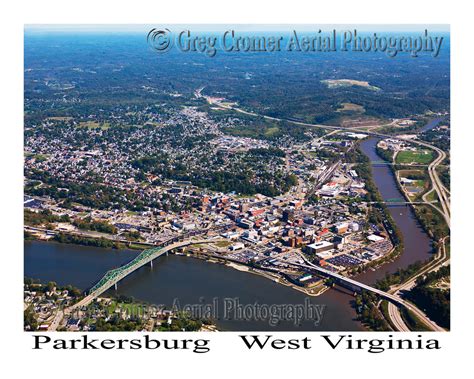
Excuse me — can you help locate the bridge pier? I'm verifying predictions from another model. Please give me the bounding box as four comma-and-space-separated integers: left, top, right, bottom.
334, 279, 361, 294
86, 239, 227, 303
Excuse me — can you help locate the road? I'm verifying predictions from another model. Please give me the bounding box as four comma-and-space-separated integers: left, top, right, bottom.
24, 225, 156, 247
386, 236, 449, 331
48, 237, 227, 330
70, 237, 226, 311
203, 94, 450, 228
52, 93, 450, 331
388, 302, 410, 331
411, 139, 450, 227
289, 252, 445, 331
203, 95, 450, 331
47, 309, 64, 331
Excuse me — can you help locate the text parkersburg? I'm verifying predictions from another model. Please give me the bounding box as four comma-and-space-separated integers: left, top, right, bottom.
32, 334, 441, 354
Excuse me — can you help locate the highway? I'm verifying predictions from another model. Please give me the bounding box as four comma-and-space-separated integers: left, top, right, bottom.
370, 162, 448, 168
287, 253, 445, 331
409, 138, 450, 227
54, 94, 450, 332
363, 200, 438, 206
71, 234, 445, 332
59, 233, 447, 332
387, 301, 410, 331
386, 236, 449, 331
203, 95, 450, 228
47, 309, 64, 332
203, 95, 450, 331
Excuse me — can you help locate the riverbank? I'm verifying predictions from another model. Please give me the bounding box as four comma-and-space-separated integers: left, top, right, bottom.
374, 141, 449, 242
26, 233, 334, 298
25, 228, 149, 251
226, 260, 330, 297
354, 137, 443, 330
25, 240, 363, 331
189, 253, 331, 297
24, 138, 439, 332
24, 140, 437, 332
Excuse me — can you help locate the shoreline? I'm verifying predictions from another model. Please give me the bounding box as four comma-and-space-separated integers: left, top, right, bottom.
24, 237, 333, 299
181, 252, 332, 298
222, 260, 331, 297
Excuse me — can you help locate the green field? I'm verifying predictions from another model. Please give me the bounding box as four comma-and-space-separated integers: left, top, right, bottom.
425, 189, 439, 202
222, 122, 282, 139
396, 150, 434, 164
78, 121, 111, 130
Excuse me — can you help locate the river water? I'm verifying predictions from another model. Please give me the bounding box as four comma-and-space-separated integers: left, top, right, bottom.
419, 117, 444, 133
24, 133, 436, 331
24, 240, 362, 331
354, 138, 433, 284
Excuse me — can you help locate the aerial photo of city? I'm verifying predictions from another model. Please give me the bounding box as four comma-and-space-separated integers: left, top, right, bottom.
24, 25, 450, 332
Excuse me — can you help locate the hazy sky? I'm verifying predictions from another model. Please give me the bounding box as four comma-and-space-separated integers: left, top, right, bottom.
25, 24, 450, 34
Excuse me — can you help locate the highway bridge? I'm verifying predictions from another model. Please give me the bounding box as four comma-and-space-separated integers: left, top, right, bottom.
288, 259, 445, 331
70, 234, 444, 331
289, 261, 404, 304
71, 238, 225, 309
204, 95, 450, 227
369, 161, 448, 167
83, 236, 405, 307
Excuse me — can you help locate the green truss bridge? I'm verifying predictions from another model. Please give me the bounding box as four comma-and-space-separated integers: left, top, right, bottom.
72, 238, 225, 309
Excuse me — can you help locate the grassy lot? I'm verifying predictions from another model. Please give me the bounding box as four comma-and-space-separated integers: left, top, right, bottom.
398, 168, 430, 199
413, 180, 426, 187
396, 150, 434, 164
425, 190, 439, 202
264, 126, 280, 137
213, 240, 232, 248
78, 121, 111, 130
398, 169, 423, 177
336, 102, 365, 113
46, 116, 73, 121
222, 121, 281, 139
400, 307, 431, 331
404, 180, 426, 192
26, 152, 50, 161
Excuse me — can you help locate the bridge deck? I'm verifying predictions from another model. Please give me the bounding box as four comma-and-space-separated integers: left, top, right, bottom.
88, 246, 163, 294
87, 239, 224, 299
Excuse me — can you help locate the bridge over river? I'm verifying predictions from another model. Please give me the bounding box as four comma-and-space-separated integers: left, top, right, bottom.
363, 199, 438, 206
69, 236, 444, 331
72, 238, 226, 309
287, 260, 445, 332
